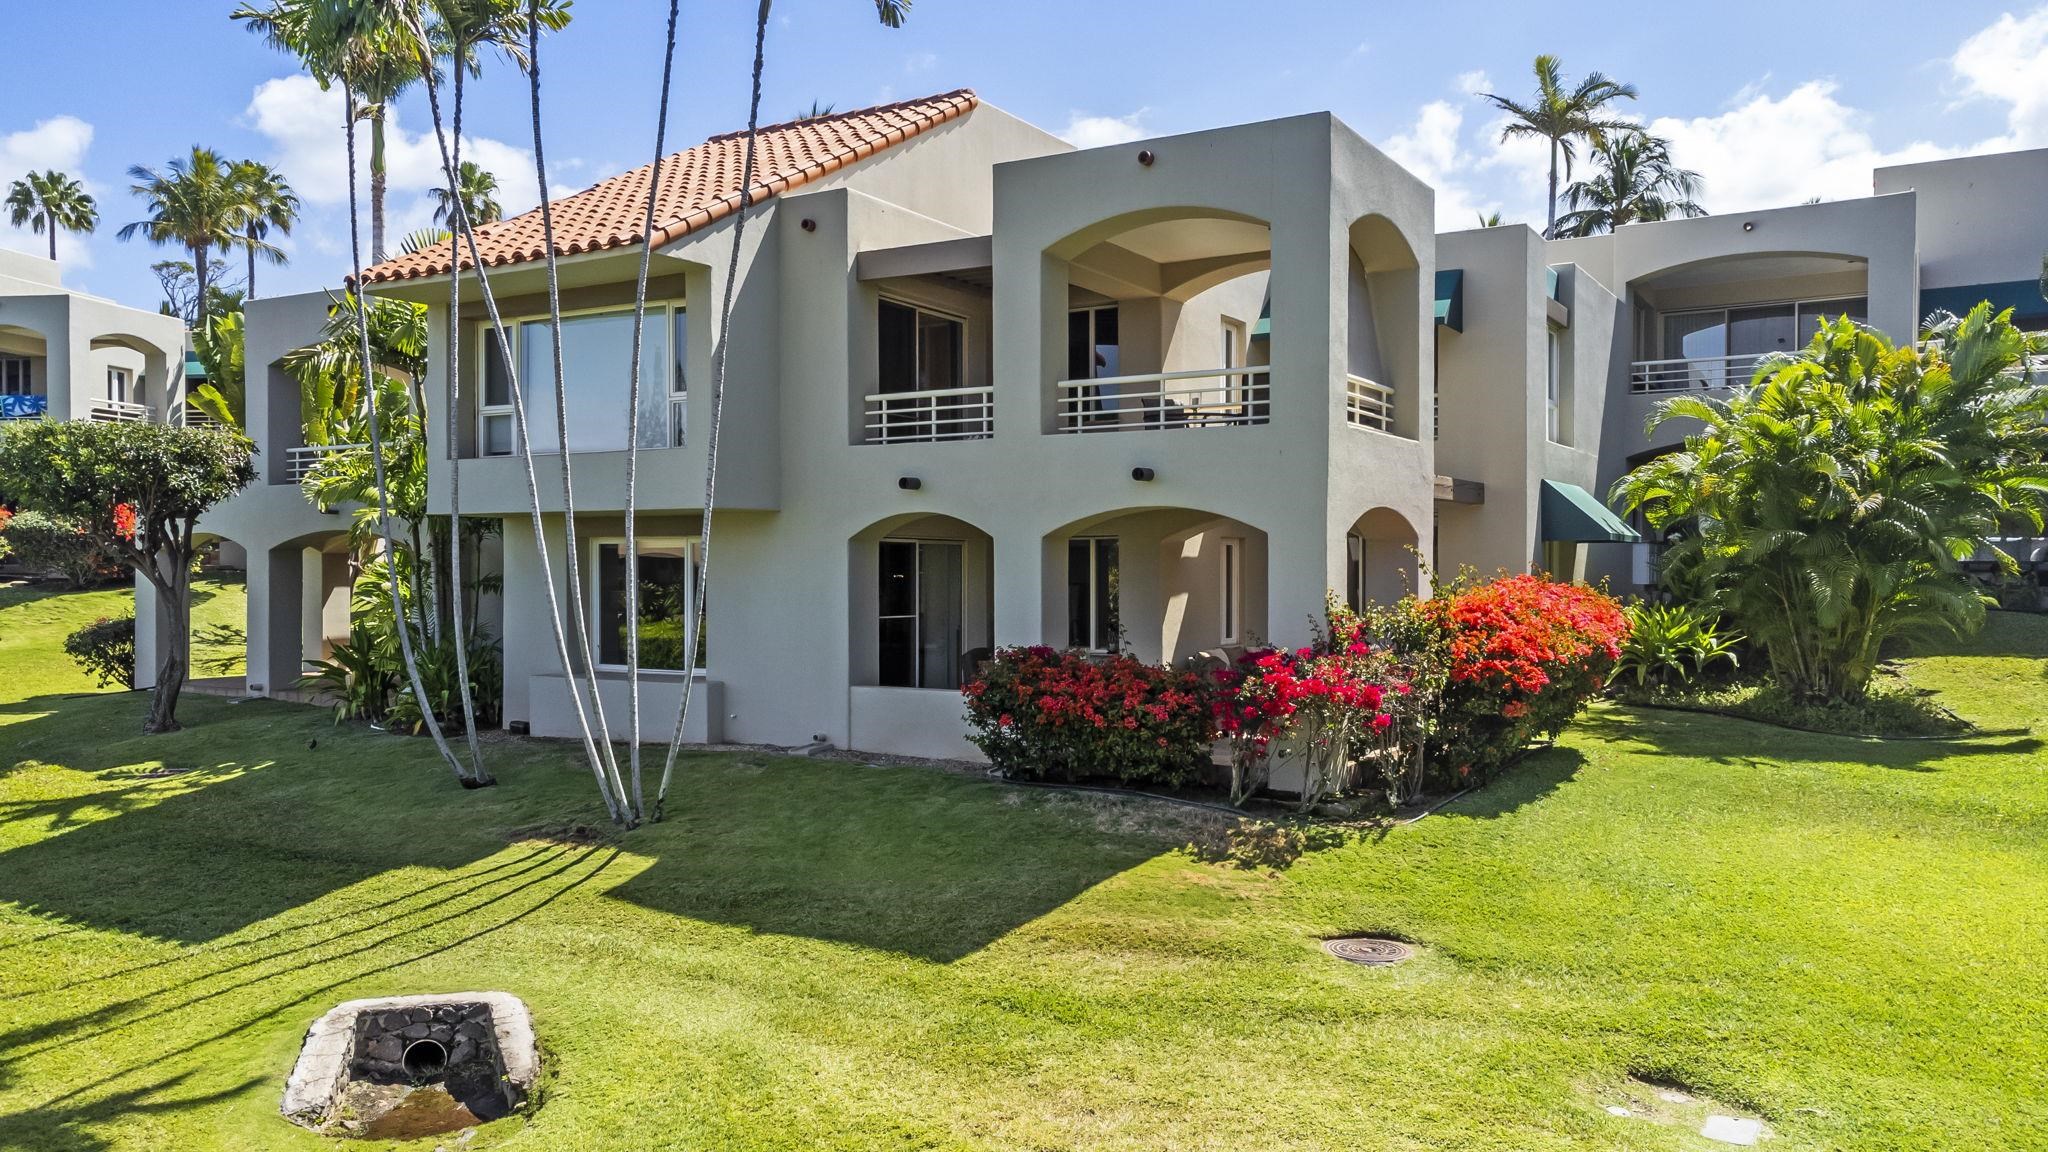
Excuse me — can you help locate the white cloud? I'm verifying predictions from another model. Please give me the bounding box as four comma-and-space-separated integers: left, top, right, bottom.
1649, 81, 1954, 211
244, 74, 545, 217
0, 115, 97, 268
1455, 70, 1490, 96
1950, 6, 2048, 147
904, 51, 938, 74
1058, 111, 1148, 150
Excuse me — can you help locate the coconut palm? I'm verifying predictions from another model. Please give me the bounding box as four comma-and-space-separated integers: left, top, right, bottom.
228, 160, 299, 298
1552, 132, 1705, 237
118, 148, 249, 323
5, 170, 98, 262
1481, 55, 1638, 239
428, 160, 502, 226
234, 0, 425, 262
1475, 210, 1505, 228
1613, 304, 2048, 703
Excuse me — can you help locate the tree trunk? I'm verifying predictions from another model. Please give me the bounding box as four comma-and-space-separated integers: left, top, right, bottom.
371, 114, 389, 264
1545, 138, 1560, 240
45, 213, 56, 261
193, 242, 211, 325
247, 225, 258, 300
145, 554, 191, 733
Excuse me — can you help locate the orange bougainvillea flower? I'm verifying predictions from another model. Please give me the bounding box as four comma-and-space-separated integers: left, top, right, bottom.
111, 503, 138, 540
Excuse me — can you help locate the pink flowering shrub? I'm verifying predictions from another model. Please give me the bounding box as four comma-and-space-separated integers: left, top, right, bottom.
963, 646, 1218, 786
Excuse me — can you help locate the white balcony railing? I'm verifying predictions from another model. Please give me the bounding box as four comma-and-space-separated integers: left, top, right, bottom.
1345, 375, 1395, 432
177, 404, 221, 429
287, 443, 363, 482
1055, 367, 1270, 434
863, 385, 994, 444
88, 399, 154, 423
1630, 353, 1767, 393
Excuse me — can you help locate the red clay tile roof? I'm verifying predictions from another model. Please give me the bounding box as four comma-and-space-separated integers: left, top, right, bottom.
358, 88, 979, 285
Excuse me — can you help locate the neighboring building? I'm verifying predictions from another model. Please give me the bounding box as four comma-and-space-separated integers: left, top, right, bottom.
154, 90, 2048, 759
0, 249, 189, 427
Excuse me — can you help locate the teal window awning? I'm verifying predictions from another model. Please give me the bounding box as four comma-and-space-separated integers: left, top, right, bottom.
1540, 480, 1640, 543
1434, 268, 1463, 332
1920, 280, 2048, 328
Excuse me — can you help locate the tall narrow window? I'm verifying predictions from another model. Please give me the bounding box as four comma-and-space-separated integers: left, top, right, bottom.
1545, 326, 1563, 442
670, 306, 689, 446
877, 299, 971, 441
1068, 306, 1120, 426
1345, 533, 1366, 612
878, 539, 965, 689
592, 537, 700, 671
107, 367, 130, 403
1219, 537, 1243, 645
480, 327, 514, 455
1066, 537, 1120, 650
0, 358, 28, 395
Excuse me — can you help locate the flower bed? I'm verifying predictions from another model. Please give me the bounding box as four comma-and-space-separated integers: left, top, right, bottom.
962, 647, 1217, 786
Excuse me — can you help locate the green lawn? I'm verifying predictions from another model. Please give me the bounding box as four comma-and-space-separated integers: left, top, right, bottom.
1, 584, 2044, 1151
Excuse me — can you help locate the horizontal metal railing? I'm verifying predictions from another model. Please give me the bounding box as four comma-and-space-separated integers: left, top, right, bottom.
1054, 366, 1270, 433
1629, 353, 1767, 393
1344, 374, 1395, 432
863, 384, 994, 444
287, 443, 364, 482
88, 399, 154, 423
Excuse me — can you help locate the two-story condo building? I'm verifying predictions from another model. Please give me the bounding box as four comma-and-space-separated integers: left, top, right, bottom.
0, 248, 190, 427
144, 90, 2048, 761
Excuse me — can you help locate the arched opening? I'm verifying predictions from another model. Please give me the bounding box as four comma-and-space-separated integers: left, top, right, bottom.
1046, 207, 1273, 434
1344, 214, 1422, 439
1044, 507, 1268, 664
0, 323, 50, 420
1627, 251, 1869, 392
848, 513, 995, 690
87, 331, 175, 423
1342, 507, 1420, 609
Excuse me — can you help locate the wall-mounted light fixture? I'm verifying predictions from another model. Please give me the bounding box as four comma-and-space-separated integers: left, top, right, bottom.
800, 218, 817, 232
1741, 221, 1756, 232
1131, 467, 1155, 482
1137, 149, 1155, 167
898, 476, 922, 491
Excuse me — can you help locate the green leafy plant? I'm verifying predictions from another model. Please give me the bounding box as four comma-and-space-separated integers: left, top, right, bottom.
964, 647, 1218, 787
1611, 602, 1741, 689
64, 616, 136, 689
1614, 304, 2048, 703
300, 625, 396, 725
0, 509, 123, 588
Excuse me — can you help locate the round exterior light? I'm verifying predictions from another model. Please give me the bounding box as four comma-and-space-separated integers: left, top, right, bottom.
1137, 149, 1155, 167
800, 218, 817, 232
898, 476, 922, 491
1131, 467, 1155, 482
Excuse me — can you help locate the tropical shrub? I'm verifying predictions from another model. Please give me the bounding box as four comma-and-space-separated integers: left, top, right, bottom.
1414, 573, 1628, 786
2, 509, 122, 587
0, 507, 12, 562
963, 647, 1216, 786
386, 633, 504, 734
1614, 304, 2048, 703
1611, 601, 1741, 689
64, 616, 136, 689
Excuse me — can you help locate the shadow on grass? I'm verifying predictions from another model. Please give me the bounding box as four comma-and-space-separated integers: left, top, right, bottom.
1574, 704, 2043, 771
1436, 746, 1589, 820
0, 1071, 264, 1152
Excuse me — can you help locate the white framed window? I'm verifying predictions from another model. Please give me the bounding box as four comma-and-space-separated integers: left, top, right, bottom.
1066, 536, 1120, 651
1546, 325, 1563, 443
0, 358, 30, 396
107, 366, 132, 403
1219, 536, 1244, 645
878, 538, 966, 689
477, 302, 686, 457
589, 535, 702, 672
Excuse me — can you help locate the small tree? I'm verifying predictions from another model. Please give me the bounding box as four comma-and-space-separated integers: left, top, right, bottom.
0, 422, 256, 732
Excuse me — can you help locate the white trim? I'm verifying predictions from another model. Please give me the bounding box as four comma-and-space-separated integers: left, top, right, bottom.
587, 534, 701, 673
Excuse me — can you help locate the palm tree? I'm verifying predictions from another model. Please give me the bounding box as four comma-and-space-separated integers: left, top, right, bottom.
1552, 132, 1705, 237
229, 160, 299, 299
1481, 55, 1638, 239
5, 170, 98, 262
428, 160, 502, 226
1475, 210, 1505, 228
118, 148, 248, 323
234, 0, 425, 262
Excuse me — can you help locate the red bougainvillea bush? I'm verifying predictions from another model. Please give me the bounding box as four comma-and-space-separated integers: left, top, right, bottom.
963, 646, 1217, 786
1414, 573, 1629, 786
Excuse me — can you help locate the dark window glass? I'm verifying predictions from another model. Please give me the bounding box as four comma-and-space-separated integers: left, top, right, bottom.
878, 300, 916, 394
1066, 539, 1091, 647
1093, 538, 1120, 650
1726, 303, 1797, 358
878, 539, 919, 687
1797, 296, 1868, 343
1092, 307, 1119, 378
483, 328, 511, 407
671, 307, 688, 395
1067, 310, 1091, 381
597, 542, 691, 670
917, 311, 962, 392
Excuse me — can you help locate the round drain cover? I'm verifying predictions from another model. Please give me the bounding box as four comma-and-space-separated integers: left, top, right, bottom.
1322, 936, 1413, 965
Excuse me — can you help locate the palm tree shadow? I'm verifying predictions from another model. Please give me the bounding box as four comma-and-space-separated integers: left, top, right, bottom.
1574, 705, 2041, 771
0, 1071, 263, 1152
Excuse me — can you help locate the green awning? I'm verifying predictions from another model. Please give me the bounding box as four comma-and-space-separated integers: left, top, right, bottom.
1540, 480, 1640, 543
1920, 280, 2048, 327
184, 353, 206, 378
1545, 265, 1560, 301
1251, 299, 1271, 339
1434, 268, 1464, 332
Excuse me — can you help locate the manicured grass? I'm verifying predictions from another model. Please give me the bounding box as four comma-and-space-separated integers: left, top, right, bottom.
1, 584, 2044, 1150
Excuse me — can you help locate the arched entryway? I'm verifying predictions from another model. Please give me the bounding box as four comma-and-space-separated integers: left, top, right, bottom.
1343, 507, 1421, 609
1043, 507, 1268, 664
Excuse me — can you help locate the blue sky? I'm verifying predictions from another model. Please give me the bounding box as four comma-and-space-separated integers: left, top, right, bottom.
5, 0, 2047, 312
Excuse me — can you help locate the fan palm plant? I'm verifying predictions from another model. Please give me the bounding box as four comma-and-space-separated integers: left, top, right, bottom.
228, 160, 299, 298
5, 170, 98, 261
1552, 132, 1704, 238
117, 148, 249, 323
1481, 55, 1638, 239
428, 160, 502, 226
1613, 303, 2048, 702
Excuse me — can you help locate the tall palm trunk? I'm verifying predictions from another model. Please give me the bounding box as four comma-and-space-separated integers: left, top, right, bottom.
193, 242, 211, 323
44, 213, 56, 261
370, 113, 389, 263
246, 225, 259, 299
622, 0, 683, 818
1545, 137, 1560, 240
526, 2, 630, 817
342, 78, 475, 788
656, 0, 771, 820
438, 56, 488, 779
